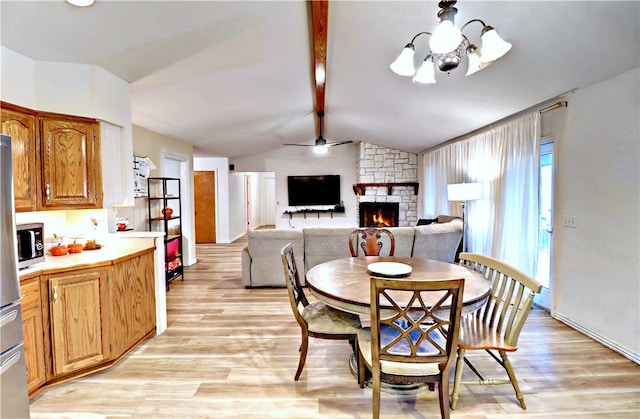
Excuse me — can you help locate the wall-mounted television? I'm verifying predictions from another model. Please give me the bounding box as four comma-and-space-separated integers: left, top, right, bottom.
287, 175, 341, 207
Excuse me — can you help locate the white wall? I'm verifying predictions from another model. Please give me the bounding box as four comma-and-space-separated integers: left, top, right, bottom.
232, 143, 359, 229
228, 173, 246, 241
553, 67, 639, 362
1, 47, 132, 147
193, 157, 230, 243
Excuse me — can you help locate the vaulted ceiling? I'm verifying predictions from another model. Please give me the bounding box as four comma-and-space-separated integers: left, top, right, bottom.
1, 1, 638, 159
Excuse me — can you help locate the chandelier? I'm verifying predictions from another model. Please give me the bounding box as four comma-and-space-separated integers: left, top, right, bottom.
390, 0, 512, 84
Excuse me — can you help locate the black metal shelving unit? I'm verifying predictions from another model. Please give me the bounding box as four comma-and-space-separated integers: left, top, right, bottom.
147, 177, 183, 290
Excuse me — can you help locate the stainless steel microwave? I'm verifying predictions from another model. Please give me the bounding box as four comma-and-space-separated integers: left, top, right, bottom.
16, 222, 45, 269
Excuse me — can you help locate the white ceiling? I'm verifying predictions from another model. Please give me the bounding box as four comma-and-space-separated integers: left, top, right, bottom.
1, 1, 638, 159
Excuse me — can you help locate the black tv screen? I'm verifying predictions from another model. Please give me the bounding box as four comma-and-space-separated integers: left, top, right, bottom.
287, 175, 340, 206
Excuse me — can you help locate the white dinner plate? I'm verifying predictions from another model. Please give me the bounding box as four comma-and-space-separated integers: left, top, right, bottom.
367, 262, 412, 278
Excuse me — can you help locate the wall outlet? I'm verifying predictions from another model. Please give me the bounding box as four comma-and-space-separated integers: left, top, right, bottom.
562, 215, 577, 228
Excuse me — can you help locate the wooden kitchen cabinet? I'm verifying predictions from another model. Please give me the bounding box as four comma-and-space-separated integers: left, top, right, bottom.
39, 115, 102, 209
47, 267, 110, 377
0, 103, 39, 212
20, 275, 46, 395
109, 251, 156, 357
1, 102, 103, 211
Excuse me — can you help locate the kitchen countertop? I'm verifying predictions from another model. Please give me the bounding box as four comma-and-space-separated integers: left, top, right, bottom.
19, 237, 157, 278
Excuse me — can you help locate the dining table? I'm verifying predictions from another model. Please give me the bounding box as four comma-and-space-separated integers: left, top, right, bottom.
305, 256, 492, 316
305, 256, 492, 393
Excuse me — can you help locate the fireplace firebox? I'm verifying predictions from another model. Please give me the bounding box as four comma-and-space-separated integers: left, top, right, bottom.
359, 202, 399, 227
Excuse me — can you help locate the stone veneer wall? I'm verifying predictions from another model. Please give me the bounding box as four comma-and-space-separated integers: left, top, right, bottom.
356, 143, 418, 227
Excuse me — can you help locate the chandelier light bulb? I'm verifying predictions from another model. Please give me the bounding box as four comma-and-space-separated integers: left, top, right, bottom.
429, 20, 463, 54
390, 44, 416, 76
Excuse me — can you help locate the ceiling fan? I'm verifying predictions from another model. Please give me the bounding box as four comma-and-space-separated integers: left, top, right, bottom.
283, 111, 353, 153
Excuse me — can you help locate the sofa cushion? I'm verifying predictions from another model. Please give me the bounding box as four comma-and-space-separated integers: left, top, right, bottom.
385, 227, 416, 257
247, 229, 304, 287
303, 227, 355, 273
411, 219, 463, 262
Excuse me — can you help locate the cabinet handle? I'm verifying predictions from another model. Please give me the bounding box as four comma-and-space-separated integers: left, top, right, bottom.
46, 183, 51, 200
53, 286, 58, 303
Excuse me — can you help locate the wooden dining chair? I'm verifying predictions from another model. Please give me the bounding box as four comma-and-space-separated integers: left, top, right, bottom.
451, 252, 542, 410
349, 227, 396, 256
357, 276, 465, 419
280, 243, 362, 381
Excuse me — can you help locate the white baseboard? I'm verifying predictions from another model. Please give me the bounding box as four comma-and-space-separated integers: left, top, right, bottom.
553, 312, 640, 365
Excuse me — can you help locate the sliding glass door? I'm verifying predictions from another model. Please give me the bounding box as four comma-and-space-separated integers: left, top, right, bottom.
535, 140, 554, 310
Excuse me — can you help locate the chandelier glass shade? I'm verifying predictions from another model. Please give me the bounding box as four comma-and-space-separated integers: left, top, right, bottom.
390, 0, 512, 84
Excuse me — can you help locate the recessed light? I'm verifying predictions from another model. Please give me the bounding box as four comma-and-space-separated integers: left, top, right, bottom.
66, 0, 95, 7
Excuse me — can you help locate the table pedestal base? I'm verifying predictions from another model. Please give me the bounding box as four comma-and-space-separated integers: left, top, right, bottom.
349, 353, 428, 395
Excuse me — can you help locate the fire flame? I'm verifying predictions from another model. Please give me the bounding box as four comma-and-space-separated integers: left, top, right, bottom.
372, 209, 393, 227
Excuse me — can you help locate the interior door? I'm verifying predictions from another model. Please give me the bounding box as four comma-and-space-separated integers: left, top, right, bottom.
534, 140, 554, 310
194, 171, 216, 243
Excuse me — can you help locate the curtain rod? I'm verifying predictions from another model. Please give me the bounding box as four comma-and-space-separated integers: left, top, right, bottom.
421, 92, 573, 155
539, 101, 567, 114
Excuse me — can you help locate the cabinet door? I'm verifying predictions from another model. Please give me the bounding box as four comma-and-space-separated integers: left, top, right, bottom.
48, 268, 110, 376
0, 106, 38, 212
109, 251, 156, 357
40, 117, 102, 209
20, 277, 46, 395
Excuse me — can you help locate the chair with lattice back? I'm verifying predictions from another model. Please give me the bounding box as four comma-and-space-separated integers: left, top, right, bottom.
280, 243, 361, 381
451, 252, 542, 410
349, 227, 396, 257
357, 276, 465, 419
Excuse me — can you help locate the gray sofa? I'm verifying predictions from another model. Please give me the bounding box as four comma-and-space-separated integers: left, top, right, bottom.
241, 217, 463, 288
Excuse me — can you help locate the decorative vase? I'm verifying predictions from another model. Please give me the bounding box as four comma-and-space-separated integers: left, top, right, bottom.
162, 207, 173, 217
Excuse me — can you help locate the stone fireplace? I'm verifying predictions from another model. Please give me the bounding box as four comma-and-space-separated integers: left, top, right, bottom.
359, 202, 400, 227
355, 143, 418, 227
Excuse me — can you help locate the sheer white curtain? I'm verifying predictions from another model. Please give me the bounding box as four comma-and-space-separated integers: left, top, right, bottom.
421, 112, 541, 275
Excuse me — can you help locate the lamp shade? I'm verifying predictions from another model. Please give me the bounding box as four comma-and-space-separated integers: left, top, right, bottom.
465, 47, 487, 76
413, 59, 437, 84
447, 183, 482, 201
429, 20, 463, 54
480, 28, 512, 63
390, 44, 416, 76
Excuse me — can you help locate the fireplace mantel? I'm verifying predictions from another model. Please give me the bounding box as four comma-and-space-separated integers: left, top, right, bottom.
352, 182, 419, 196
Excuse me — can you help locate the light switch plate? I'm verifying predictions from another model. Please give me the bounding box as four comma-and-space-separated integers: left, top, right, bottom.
562, 215, 577, 228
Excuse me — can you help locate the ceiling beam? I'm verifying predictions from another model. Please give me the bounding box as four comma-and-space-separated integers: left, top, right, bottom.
310, 0, 328, 135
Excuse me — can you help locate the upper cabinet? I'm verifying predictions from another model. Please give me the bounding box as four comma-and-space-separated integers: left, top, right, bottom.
0, 104, 39, 212
1, 102, 103, 211
39, 115, 102, 209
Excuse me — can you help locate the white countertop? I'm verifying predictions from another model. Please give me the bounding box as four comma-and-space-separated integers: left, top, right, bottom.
19, 236, 158, 277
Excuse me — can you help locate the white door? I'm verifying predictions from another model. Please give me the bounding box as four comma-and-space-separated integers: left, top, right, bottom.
534, 140, 554, 310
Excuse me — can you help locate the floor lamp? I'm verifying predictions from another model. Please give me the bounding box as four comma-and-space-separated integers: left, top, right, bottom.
447, 183, 482, 252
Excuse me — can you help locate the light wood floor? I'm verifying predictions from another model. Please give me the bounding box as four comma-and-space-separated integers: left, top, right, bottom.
28, 236, 640, 418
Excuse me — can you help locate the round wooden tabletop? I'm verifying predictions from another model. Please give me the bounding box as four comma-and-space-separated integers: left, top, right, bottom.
305, 256, 491, 315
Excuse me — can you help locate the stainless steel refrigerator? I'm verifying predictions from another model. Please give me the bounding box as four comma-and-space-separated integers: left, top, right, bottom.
1, 134, 31, 418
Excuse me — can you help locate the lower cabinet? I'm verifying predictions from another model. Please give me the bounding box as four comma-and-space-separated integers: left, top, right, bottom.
20, 276, 46, 394
108, 251, 156, 357
21, 248, 157, 397
47, 267, 110, 377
